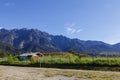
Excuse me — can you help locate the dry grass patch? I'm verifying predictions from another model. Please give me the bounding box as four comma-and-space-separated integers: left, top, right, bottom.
0, 66, 120, 80
44, 68, 120, 80
0, 69, 2, 80
44, 70, 77, 77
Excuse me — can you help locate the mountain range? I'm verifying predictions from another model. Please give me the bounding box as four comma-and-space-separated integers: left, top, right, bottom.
0, 28, 120, 55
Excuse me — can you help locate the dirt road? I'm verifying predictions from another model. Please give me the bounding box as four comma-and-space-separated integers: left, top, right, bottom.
0, 65, 120, 80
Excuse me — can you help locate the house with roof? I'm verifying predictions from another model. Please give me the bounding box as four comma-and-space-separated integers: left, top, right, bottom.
18, 52, 43, 61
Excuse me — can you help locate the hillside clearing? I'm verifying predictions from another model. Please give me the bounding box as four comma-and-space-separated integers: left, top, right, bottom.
0, 66, 120, 80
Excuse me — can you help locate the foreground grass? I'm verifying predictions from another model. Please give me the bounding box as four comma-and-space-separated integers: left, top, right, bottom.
44, 69, 120, 80
0, 65, 120, 80
0, 70, 1, 77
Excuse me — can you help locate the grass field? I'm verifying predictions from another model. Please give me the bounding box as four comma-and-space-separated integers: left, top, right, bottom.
0, 65, 120, 80
32, 53, 120, 67
1, 53, 120, 70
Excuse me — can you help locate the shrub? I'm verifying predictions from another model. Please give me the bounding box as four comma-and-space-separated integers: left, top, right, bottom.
7, 54, 14, 64
30, 58, 36, 64
13, 56, 19, 63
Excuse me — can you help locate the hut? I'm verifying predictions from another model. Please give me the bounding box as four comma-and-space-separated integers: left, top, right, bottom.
18, 52, 43, 61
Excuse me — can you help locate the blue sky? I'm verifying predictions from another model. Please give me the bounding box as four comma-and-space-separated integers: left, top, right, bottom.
0, 0, 120, 44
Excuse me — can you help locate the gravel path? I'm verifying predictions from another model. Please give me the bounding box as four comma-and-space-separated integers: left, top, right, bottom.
0, 66, 120, 80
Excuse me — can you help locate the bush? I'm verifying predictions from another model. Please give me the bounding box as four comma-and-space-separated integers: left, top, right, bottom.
13, 56, 19, 63
30, 58, 36, 64
7, 54, 14, 64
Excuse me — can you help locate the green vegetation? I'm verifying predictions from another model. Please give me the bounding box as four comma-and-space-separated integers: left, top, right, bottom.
0, 50, 7, 58
0, 52, 120, 70
33, 52, 120, 67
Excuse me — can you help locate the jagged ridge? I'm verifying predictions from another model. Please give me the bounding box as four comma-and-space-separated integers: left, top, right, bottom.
0, 28, 120, 55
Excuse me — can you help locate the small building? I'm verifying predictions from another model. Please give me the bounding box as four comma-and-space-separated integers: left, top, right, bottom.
18, 52, 43, 61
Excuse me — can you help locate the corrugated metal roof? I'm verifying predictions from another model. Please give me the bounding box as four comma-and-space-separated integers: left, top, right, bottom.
19, 52, 43, 56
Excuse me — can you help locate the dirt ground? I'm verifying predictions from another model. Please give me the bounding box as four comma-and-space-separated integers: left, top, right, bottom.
0, 66, 120, 80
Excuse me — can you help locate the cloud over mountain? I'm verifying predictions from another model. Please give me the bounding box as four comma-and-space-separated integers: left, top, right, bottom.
66, 23, 82, 34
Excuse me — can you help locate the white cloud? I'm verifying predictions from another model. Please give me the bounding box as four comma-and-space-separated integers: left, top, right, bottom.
107, 39, 120, 44
66, 23, 82, 34
4, 2, 15, 6
76, 29, 81, 33
0, 27, 3, 29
